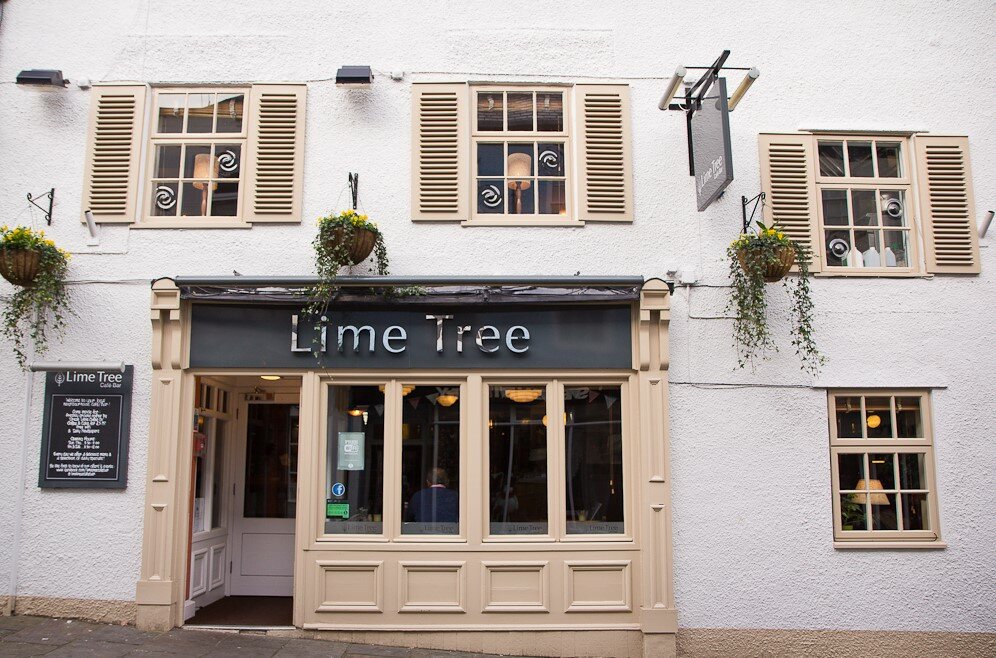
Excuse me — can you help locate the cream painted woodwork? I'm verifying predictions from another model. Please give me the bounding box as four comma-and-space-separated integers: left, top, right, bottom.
245, 84, 307, 223
411, 83, 470, 221
912, 135, 981, 274
80, 84, 148, 223
574, 85, 634, 222
757, 133, 821, 272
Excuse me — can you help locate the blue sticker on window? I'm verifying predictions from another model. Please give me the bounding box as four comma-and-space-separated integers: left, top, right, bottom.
331, 482, 345, 497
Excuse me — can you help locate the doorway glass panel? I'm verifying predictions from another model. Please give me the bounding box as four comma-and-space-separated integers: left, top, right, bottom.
244, 404, 299, 518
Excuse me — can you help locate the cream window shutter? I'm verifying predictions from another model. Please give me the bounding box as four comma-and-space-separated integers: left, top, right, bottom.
574, 84, 633, 222
411, 83, 469, 221
913, 135, 981, 274
758, 133, 821, 272
80, 84, 147, 224
246, 84, 306, 223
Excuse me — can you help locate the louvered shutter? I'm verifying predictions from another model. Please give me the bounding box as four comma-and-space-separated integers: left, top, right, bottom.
758, 133, 821, 272
246, 84, 306, 223
575, 85, 633, 222
411, 83, 468, 221
80, 84, 147, 223
913, 135, 980, 274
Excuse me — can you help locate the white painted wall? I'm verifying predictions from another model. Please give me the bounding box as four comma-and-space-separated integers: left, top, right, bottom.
0, 0, 993, 632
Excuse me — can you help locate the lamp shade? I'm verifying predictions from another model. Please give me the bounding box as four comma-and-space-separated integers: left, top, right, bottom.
851, 479, 890, 505
505, 388, 543, 403
506, 153, 532, 190
437, 394, 458, 407
192, 154, 219, 190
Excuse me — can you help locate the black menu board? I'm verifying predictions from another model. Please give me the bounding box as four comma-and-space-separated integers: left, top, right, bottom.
39, 366, 133, 488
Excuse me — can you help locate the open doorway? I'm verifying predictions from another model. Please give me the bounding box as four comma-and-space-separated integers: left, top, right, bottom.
184, 376, 301, 628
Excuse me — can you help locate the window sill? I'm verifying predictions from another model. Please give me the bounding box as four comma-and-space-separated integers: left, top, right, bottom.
814, 269, 930, 279
133, 219, 251, 229
462, 219, 585, 228
834, 540, 947, 549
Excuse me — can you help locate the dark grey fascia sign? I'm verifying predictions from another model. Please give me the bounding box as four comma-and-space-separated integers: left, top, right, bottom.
691, 76, 734, 211
39, 366, 133, 489
189, 303, 633, 369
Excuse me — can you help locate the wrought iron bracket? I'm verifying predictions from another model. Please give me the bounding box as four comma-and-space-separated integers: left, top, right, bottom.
27, 188, 55, 225
348, 173, 359, 210
741, 192, 765, 234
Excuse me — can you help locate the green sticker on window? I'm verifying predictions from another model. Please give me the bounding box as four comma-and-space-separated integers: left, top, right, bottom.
326, 501, 350, 519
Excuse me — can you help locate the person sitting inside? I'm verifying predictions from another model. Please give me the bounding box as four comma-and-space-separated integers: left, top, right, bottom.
406, 467, 458, 524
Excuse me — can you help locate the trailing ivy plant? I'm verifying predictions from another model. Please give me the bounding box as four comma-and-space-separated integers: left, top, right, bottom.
0, 226, 71, 368
726, 221, 824, 375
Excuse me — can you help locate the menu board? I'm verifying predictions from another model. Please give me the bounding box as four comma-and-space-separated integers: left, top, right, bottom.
38, 367, 133, 489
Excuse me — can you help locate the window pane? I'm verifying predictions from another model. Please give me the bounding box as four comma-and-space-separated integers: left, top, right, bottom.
187, 93, 215, 133
864, 397, 892, 438
154, 145, 181, 178
477, 143, 504, 177
847, 141, 874, 177
883, 231, 909, 267
489, 386, 548, 535
821, 189, 849, 226
837, 453, 865, 489
840, 494, 867, 531
854, 230, 881, 267
868, 453, 895, 489
835, 397, 863, 437
184, 145, 212, 178
537, 143, 564, 176
880, 190, 906, 227
507, 93, 534, 131
477, 92, 504, 131
825, 230, 851, 267
402, 386, 460, 535
901, 493, 929, 530
244, 404, 299, 519
870, 492, 898, 530
899, 453, 926, 490
507, 143, 534, 176
876, 142, 901, 178
818, 142, 845, 177
216, 144, 242, 180
157, 94, 185, 133
477, 180, 505, 214
536, 92, 563, 131
538, 180, 566, 215
215, 93, 244, 133
211, 420, 226, 529
326, 386, 385, 534
508, 180, 534, 214
210, 182, 239, 216
181, 182, 209, 216
851, 189, 877, 226
895, 397, 923, 437
152, 182, 178, 216
192, 431, 208, 533
565, 386, 624, 534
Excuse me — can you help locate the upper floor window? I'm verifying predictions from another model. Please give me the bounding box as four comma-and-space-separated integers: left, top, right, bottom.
149, 90, 248, 222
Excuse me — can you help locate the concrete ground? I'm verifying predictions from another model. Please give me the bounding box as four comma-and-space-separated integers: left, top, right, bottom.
0, 615, 521, 657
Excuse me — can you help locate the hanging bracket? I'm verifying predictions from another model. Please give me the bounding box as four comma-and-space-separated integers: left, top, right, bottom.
348, 173, 359, 210
741, 192, 765, 234
27, 188, 55, 225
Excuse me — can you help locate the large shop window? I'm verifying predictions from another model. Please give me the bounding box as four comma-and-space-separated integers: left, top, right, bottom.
828, 391, 942, 545
322, 380, 628, 541
759, 132, 981, 275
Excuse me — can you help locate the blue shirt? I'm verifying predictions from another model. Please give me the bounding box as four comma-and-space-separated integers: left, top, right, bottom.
406, 486, 459, 523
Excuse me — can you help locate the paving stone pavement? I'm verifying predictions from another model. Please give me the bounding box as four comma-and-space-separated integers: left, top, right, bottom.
0, 616, 529, 657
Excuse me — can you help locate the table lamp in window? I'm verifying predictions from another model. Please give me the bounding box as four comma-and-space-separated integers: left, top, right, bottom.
851, 479, 889, 505
507, 153, 532, 214
192, 154, 219, 215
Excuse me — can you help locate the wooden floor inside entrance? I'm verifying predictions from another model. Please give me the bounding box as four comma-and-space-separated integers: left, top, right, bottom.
187, 596, 292, 627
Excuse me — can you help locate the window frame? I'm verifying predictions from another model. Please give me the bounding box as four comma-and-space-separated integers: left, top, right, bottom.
813, 135, 922, 275
142, 86, 252, 228
828, 390, 943, 545
468, 84, 580, 227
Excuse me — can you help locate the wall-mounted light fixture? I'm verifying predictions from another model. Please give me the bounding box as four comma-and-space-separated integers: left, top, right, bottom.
657, 66, 687, 110
335, 65, 373, 87
16, 69, 69, 88
979, 210, 994, 238
728, 67, 760, 111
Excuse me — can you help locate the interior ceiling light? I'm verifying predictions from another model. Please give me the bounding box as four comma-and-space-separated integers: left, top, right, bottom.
260, 375, 282, 381
437, 394, 458, 407
335, 65, 373, 87
16, 69, 68, 88
504, 388, 543, 404
866, 414, 882, 429
347, 407, 365, 417
378, 384, 414, 396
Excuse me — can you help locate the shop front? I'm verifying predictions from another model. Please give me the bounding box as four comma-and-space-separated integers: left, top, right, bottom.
137, 276, 675, 656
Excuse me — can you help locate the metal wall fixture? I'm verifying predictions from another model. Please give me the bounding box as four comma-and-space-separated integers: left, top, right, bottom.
16, 69, 68, 87
336, 65, 373, 86
27, 188, 55, 225
980, 210, 994, 238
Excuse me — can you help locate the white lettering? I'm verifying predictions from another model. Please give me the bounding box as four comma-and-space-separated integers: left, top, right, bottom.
426, 315, 453, 352
506, 325, 530, 353
382, 325, 407, 353
476, 326, 500, 353
456, 325, 472, 353
338, 325, 375, 353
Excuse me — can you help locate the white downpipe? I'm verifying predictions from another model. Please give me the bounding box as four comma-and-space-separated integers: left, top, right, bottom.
6, 330, 35, 616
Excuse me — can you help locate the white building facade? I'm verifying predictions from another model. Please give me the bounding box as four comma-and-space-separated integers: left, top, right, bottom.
0, 2, 993, 657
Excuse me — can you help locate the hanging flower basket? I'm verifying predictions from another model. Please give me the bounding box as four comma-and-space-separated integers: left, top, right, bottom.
736, 243, 796, 282
326, 225, 377, 265
0, 248, 42, 286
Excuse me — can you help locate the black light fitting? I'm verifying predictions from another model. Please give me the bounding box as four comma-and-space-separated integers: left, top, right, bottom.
335, 65, 373, 87
16, 69, 68, 87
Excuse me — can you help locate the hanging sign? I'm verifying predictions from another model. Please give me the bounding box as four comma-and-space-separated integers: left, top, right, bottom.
39, 367, 133, 489
690, 76, 734, 211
